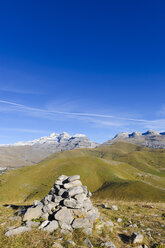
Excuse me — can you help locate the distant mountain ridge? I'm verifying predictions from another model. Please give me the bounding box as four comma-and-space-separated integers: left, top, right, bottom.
0, 132, 89, 147
0, 132, 98, 168
103, 129, 165, 149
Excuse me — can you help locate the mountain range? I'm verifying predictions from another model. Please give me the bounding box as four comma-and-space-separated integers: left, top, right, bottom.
103, 129, 165, 149
0, 132, 97, 168
0, 129, 165, 169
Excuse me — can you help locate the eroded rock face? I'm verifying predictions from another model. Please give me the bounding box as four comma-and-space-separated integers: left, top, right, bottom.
6, 175, 100, 236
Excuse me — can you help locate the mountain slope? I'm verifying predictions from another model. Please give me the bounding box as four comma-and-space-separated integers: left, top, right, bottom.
103, 129, 165, 149
0, 132, 98, 168
0, 142, 165, 204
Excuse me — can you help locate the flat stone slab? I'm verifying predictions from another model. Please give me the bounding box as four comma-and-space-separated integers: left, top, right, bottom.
5, 226, 31, 237
67, 186, 84, 197
68, 175, 80, 182
72, 218, 92, 229
64, 180, 82, 189
23, 205, 43, 221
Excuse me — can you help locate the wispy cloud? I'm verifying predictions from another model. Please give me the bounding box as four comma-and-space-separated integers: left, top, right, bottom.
0, 99, 165, 130
0, 127, 49, 134
0, 86, 43, 95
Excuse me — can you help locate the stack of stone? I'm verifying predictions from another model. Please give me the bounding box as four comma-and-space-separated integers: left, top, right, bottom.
22, 175, 100, 234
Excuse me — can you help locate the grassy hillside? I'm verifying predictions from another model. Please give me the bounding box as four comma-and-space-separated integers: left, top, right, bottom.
0, 142, 165, 204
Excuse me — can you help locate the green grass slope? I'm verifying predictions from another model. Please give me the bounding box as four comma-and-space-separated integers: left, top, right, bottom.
0, 142, 165, 204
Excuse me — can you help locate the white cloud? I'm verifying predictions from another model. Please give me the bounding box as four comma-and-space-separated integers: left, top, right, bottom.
0, 86, 43, 95
0, 127, 49, 134
0, 99, 165, 130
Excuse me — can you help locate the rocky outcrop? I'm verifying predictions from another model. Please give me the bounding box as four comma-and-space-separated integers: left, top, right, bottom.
5, 175, 100, 236
0, 132, 98, 168
103, 129, 165, 149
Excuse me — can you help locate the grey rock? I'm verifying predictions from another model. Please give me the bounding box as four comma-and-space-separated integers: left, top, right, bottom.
60, 229, 70, 235
64, 180, 82, 189
23, 205, 43, 221
58, 188, 66, 196
74, 193, 87, 203
49, 187, 56, 195
52, 195, 63, 203
83, 228, 93, 236
54, 207, 74, 225
58, 175, 68, 181
63, 198, 82, 209
55, 179, 64, 185
5, 226, 31, 237
41, 212, 49, 220
33, 200, 43, 207
46, 202, 59, 213
71, 208, 87, 218
66, 186, 84, 197
131, 232, 144, 244
6, 225, 17, 231
8, 216, 21, 222
117, 218, 122, 223
84, 238, 93, 247
83, 199, 93, 211
82, 186, 92, 197
101, 241, 116, 248
59, 221, 72, 231
72, 218, 92, 229
42, 220, 58, 233
39, 220, 50, 229
86, 207, 100, 222
110, 205, 118, 211
25, 220, 40, 227
68, 175, 80, 182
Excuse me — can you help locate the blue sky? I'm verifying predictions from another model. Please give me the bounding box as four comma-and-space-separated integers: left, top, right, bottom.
0, 0, 165, 144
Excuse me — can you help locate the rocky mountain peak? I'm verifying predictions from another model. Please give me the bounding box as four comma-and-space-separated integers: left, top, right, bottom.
0, 132, 98, 168
103, 129, 165, 149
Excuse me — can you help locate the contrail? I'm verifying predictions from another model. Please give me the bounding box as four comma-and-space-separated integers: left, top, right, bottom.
0, 99, 160, 123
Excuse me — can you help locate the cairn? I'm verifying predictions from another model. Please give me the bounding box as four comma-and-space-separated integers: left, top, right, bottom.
22, 175, 100, 234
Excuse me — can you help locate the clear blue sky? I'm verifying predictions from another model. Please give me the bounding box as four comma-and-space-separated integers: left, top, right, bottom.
0, 0, 165, 144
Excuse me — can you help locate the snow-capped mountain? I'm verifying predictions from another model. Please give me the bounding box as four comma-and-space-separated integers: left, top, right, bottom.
0, 132, 98, 168
103, 130, 165, 149
12, 132, 87, 146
